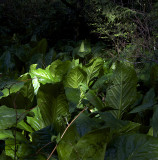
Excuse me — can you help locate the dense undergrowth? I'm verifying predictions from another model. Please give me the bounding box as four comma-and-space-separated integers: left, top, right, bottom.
0, 0, 158, 160
0, 46, 158, 159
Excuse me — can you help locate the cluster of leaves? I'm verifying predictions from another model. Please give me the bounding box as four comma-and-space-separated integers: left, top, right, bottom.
0, 55, 158, 159
0, 38, 109, 74
0, 0, 158, 159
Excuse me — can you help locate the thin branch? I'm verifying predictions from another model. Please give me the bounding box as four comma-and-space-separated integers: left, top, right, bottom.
47, 106, 88, 160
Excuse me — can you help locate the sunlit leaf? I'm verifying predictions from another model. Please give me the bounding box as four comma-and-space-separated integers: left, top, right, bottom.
84, 58, 104, 84
64, 67, 86, 88
106, 63, 137, 119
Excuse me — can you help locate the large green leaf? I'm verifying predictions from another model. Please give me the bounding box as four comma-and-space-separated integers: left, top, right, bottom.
29, 64, 54, 84
69, 128, 109, 160
64, 67, 86, 88
106, 63, 137, 119
27, 106, 45, 131
37, 83, 69, 132
0, 105, 29, 130
30, 60, 71, 86
84, 58, 104, 85
49, 60, 71, 82
57, 125, 80, 160
105, 134, 158, 160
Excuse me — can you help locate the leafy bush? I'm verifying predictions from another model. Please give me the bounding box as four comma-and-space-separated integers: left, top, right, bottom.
0, 57, 158, 159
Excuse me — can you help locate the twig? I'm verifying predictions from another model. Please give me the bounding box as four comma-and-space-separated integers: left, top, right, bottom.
47, 106, 88, 160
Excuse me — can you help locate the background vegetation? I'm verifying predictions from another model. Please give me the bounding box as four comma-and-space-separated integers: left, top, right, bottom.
0, 0, 158, 159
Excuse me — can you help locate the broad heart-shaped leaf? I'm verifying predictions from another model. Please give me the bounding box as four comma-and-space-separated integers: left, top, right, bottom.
0, 105, 30, 130
69, 128, 109, 160
151, 105, 158, 137
105, 133, 158, 160
57, 125, 80, 160
29, 64, 54, 84
64, 67, 86, 88
106, 63, 137, 119
49, 60, 72, 82
86, 89, 105, 110
83, 57, 104, 85
37, 83, 69, 132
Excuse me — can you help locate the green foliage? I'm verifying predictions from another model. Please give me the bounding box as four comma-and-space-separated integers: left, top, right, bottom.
105, 134, 158, 160
69, 128, 109, 160
84, 0, 136, 47
0, 57, 158, 159
0, 0, 158, 159
106, 63, 137, 119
